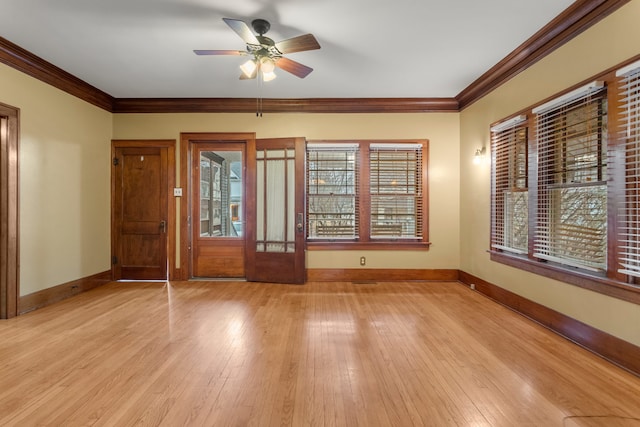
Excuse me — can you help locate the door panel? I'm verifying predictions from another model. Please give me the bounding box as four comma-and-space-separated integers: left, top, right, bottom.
193, 244, 244, 277
112, 146, 168, 280
191, 143, 245, 278
246, 138, 306, 284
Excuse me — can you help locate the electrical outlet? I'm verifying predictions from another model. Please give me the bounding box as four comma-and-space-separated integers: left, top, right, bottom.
360, 256, 366, 266
174, 188, 183, 197
470, 283, 476, 290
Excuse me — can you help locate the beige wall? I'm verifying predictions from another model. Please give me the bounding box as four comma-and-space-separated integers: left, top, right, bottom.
460, 1, 640, 346
113, 112, 461, 270
0, 64, 112, 296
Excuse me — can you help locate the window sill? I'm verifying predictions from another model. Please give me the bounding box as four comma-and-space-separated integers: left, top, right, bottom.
307, 241, 431, 251
490, 251, 640, 305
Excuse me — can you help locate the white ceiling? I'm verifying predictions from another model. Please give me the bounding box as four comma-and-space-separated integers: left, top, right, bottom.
1, 0, 574, 99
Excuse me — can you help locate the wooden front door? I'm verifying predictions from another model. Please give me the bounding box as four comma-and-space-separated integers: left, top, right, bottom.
191, 142, 246, 278
246, 137, 306, 284
112, 143, 170, 280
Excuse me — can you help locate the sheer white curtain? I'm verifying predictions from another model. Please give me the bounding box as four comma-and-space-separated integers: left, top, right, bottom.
256, 149, 295, 253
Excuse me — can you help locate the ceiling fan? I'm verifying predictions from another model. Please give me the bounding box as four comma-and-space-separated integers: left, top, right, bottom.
194, 18, 321, 81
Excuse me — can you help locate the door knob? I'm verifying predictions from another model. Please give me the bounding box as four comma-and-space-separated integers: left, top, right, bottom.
296, 213, 304, 232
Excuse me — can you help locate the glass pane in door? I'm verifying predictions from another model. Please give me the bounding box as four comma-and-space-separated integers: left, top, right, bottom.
256, 148, 296, 253
199, 150, 243, 237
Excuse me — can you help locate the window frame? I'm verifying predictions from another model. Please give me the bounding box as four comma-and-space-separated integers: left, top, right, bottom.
533, 83, 608, 272
490, 115, 529, 256
489, 58, 640, 305
616, 59, 640, 284
306, 140, 430, 250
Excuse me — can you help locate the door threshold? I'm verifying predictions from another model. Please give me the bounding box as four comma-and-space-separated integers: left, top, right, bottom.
189, 277, 247, 282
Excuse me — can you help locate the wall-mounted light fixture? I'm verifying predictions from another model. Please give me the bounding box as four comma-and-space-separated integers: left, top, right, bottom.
473, 146, 486, 165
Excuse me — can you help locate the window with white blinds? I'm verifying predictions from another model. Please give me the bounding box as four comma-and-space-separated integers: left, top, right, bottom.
616, 60, 640, 278
488, 57, 640, 298
306, 144, 359, 239
369, 144, 423, 239
490, 116, 528, 254
533, 82, 608, 271
306, 140, 428, 245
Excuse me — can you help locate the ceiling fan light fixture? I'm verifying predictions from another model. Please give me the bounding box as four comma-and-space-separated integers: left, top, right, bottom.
240, 59, 257, 77
260, 57, 276, 74
262, 71, 277, 82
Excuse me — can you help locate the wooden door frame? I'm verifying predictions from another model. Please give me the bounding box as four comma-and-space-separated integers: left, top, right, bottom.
179, 132, 256, 280
111, 140, 177, 280
0, 103, 19, 318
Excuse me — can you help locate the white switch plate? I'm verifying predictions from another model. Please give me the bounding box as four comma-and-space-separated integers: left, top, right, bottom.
173, 188, 182, 197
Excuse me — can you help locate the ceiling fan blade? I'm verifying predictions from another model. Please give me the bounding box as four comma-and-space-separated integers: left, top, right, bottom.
223, 18, 260, 45
275, 34, 321, 54
194, 50, 246, 56
276, 57, 313, 78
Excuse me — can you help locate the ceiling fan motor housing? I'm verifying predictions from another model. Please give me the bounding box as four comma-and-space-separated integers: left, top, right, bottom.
251, 19, 271, 36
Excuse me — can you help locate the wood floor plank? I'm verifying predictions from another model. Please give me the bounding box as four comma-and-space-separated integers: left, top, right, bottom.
0, 280, 639, 426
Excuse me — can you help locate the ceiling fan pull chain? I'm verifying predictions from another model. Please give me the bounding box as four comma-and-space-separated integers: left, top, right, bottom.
256, 71, 264, 117
256, 72, 261, 117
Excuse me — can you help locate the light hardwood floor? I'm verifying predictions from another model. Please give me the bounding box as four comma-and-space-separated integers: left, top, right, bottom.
0, 281, 639, 426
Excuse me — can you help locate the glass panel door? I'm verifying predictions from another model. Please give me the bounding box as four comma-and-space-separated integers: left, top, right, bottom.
191, 144, 246, 278
246, 138, 306, 284
256, 148, 296, 253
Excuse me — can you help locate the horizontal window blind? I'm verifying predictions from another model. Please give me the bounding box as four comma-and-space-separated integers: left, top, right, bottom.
616, 60, 640, 278
306, 144, 359, 239
369, 144, 423, 239
534, 84, 608, 271
490, 116, 528, 254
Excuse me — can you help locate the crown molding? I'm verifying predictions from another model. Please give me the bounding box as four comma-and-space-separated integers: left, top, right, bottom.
112, 97, 459, 113
0, 37, 114, 111
0, 0, 631, 113
456, 0, 631, 110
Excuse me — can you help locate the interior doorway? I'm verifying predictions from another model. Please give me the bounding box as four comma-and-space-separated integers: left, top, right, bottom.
180, 133, 307, 283
0, 103, 19, 319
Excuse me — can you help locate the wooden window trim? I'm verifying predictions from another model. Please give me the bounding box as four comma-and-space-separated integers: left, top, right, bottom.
489, 57, 640, 304
307, 241, 432, 251
306, 140, 430, 250
490, 251, 640, 304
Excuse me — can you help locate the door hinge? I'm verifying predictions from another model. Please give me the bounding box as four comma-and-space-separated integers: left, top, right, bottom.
113, 158, 119, 166
112, 256, 118, 265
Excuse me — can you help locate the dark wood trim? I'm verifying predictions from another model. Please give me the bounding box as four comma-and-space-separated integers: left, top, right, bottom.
18, 271, 111, 315
112, 97, 459, 114
111, 140, 177, 280
307, 269, 459, 282
0, 102, 19, 319
307, 242, 432, 250
0, 37, 114, 112
456, 0, 631, 110
490, 251, 640, 305
458, 270, 640, 377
